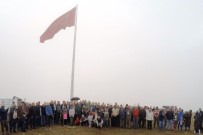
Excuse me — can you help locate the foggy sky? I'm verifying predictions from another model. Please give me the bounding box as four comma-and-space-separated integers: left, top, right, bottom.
0, 0, 203, 111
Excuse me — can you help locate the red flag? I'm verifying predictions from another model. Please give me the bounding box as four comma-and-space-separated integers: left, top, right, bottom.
40, 6, 76, 43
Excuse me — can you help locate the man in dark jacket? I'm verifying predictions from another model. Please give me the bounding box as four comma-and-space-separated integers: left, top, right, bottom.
165, 109, 174, 131
158, 109, 165, 130
194, 111, 201, 133
138, 107, 146, 128
36, 102, 41, 128
108, 105, 112, 127
41, 103, 46, 126
0, 105, 9, 134
29, 102, 37, 129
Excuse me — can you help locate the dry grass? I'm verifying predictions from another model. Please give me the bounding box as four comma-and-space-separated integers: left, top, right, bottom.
13, 125, 196, 135
1, 114, 195, 135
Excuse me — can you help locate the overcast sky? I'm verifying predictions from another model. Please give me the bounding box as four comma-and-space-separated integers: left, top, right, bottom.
0, 0, 203, 111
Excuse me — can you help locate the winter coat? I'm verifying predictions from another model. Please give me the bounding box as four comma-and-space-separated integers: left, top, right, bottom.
139, 109, 146, 119
166, 111, 174, 120
17, 106, 24, 118
69, 108, 75, 117
119, 109, 126, 120
125, 109, 131, 120
29, 106, 37, 117
133, 108, 139, 118
146, 111, 154, 121
9, 107, 18, 120
0, 107, 8, 120
45, 105, 53, 116
194, 113, 201, 130
41, 105, 46, 116
177, 111, 184, 122
158, 110, 165, 121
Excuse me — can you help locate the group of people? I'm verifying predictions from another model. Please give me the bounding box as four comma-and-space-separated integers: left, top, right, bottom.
0, 99, 203, 135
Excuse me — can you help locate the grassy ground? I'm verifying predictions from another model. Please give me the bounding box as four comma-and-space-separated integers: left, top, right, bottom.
1, 114, 196, 135
12, 125, 196, 135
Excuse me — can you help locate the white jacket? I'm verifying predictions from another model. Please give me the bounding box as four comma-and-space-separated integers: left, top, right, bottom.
146, 110, 154, 121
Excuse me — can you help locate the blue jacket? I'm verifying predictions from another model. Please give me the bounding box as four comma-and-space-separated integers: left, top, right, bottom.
177, 111, 184, 121
45, 105, 53, 116
119, 109, 126, 120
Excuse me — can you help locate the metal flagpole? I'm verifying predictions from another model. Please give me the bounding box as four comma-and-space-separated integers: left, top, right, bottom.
70, 5, 78, 100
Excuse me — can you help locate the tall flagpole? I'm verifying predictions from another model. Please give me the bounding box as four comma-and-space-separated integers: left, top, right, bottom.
70, 5, 78, 100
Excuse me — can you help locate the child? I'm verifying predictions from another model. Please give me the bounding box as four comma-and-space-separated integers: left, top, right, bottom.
62, 105, 68, 126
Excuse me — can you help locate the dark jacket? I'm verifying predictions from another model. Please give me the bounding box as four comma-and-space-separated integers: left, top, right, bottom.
166, 110, 174, 120
9, 107, 18, 120
0, 106, 8, 121
108, 107, 112, 118
41, 105, 46, 116
139, 109, 146, 119
158, 110, 165, 121
194, 112, 201, 130
18, 106, 24, 118
36, 105, 41, 116
29, 106, 37, 117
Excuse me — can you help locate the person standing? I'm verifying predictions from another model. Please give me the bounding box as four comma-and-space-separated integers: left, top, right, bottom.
103, 108, 109, 128
119, 107, 125, 128
146, 108, 154, 130
18, 104, 26, 132
177, 109, 184, 130
69, 103, 75, 126
111, 105, 119, 127
158, 108, 165, 130
194, 111, 201, 133
55, 101, 61, 124
165, 108, 174, 131
29, 102, 37, 129
184, 111, 190, 131
36, 102, 42, 128
21, 102, 28, 130
0, 105, 9, 134
50, 101, 55, 125
125, 106, 132, 128
45, 103, 53, 127
41, 102, 46, 126
132, 106, 139, 129
153, 108, 159, 128
53, 101, 57, 124
139, 107, 146, 128
9, 104, 18, 133
188, 110, 192, 130
108, 105, 112, 127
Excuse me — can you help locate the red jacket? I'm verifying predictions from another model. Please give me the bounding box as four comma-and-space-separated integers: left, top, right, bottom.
133, 108, 139, 118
